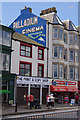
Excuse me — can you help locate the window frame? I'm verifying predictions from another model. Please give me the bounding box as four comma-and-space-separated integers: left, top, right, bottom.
38, 47, 44, 60
20, 42, 32, 58
19, 61, 32, 76
53, 64, 58, 78
54, 46, 58, 58
53, 28, 58, 39
70, 67, 74, 80
70, 50, 74, 61
75, 68, 78, 80
38, 63, 44, 77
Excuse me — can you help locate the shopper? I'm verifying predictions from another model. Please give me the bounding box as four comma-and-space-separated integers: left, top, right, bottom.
29, 93, 34, 110
64, 96, 68, 106
24, 93, 28, 108
46, 94, 50, 108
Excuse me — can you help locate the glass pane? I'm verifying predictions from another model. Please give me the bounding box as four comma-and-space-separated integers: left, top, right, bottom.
25, 64, 30, 69
70, 68, 74, 79
3, 54, 9, 71
39, 54, 43, 59
0, 30, 2, 45
26, 52, 30, 57
39, 66, 43, 70
59, 29, 62, 39
54, 28, 58, 38
39, 71, 42, 77
25, 69, 30, 76
20, 64, 25, 68
20, 69, 24, 75
21, 51, 25, 56
39, 49, 43, 54
26, 46, 30, 51
70, 51, 73, 60
21, 45, 25, 50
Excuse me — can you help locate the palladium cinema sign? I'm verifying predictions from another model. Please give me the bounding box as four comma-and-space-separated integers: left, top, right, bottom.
9, 8, 46, 46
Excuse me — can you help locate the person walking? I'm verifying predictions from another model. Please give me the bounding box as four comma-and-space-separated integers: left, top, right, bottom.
29, 93, 34, 110
24, 93, 28, 108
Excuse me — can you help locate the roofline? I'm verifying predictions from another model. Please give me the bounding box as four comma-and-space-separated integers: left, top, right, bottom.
47, 22, 79, 33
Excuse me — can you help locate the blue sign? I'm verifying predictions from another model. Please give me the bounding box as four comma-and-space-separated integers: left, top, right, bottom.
9, 8, 46, 46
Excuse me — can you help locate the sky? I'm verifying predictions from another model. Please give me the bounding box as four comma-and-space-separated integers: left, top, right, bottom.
1, 2, 79, 27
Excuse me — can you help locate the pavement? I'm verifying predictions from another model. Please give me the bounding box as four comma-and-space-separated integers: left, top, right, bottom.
2, 103, 79, 117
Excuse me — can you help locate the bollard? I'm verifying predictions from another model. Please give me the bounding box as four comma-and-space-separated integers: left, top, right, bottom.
15, 102, 17, 112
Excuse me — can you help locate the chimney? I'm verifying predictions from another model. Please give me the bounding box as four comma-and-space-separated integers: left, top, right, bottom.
40, 7, 57, 16
21, 7, 32, 14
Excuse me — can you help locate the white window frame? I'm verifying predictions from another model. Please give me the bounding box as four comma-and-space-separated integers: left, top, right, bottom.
70, 50, 74, 61
69, 34, 74, 44
59, 64, 63, 78
53, 28, 58, 39
75, 50, 78, 62
70, 67, 74, 80
75, 68, 78, 80
54, 46, 58, 58
53, 64, 58, 78
60, 46, 63, 58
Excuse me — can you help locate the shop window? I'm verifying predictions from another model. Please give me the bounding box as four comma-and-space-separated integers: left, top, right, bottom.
75, 35, 78, 45
2, 31, 11, 46
38, 64, 44, 77
59, 65, 63, 78
64, 33, 67, 43
75, 51, 78, 62
70, 50, 74, 61
20, 43, 32, 58
20, 62, 32, 76
59, 46, 63, 58
59, 29, 63, 40
53, 28, 58, 39
70, 67, 74, 80
69, 34, 74, 44
38, 47, 44, 60
64, 66, 67, 80
75, 68, 78, 80
64, 49, 67, 61
54, 46, 58, 58
53, 64, 58, 78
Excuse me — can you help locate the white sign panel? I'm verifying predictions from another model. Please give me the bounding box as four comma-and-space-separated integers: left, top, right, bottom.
17, 76, 50, 85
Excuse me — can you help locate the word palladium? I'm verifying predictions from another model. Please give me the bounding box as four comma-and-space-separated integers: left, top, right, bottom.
13, 17, 38, 29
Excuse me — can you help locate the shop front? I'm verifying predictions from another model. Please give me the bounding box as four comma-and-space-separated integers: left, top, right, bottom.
50, 80, 78, 103
16, 76, 50, 105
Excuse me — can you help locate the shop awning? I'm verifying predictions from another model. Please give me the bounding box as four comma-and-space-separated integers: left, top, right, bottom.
0, 90, 11, 94
50, 85, 78, 92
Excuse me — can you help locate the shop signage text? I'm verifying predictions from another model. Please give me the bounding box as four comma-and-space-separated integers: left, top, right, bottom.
17, 76, 49, 85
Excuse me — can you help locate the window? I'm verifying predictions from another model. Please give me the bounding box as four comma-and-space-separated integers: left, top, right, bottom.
54, 46, 58, 58
0, 53, 9, 71
59, 65, 63, 78
70, 67, 74, 80
75, 51, 78, 62
75, 68, 78, 80
20, 43, 32, 57
38, 47, 44, 60
59, 46, 63, 58
38, 64, 44, 77
59, 29, 63, 40
69, 34, 74, 44
53, 28, 58, 39
64, 49, 67, 61
0, 30, 2, 45
20, 62, 31, 76
53, 64, 58, 78
64, 33, 67, 43
70, 50, 74, 61
75, 35, 78, 45
2, 31, 11, 46
64, 66, 67, 80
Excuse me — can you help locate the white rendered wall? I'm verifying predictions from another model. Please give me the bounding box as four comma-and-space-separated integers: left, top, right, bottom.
11, 40, 47, 77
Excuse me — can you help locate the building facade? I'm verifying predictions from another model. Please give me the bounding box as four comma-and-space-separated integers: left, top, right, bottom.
40, 7, 79, 100
0, 25, 16, 104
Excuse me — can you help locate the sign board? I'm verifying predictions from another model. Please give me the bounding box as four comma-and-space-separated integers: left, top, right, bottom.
51, 80, 77, 87
17, 76, 50, 85
9, 8, 46, 46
